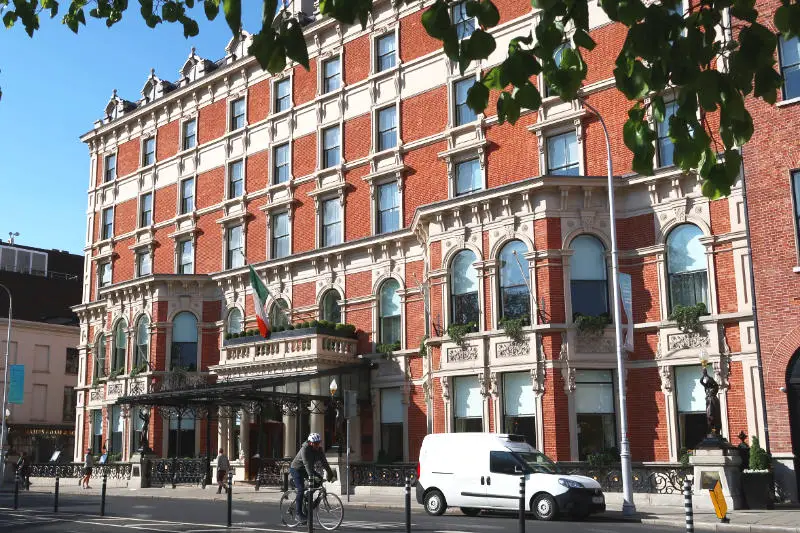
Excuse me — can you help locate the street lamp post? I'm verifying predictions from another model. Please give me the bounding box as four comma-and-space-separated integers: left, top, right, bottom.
1, 283, 13, 486
580, 100, 636, 516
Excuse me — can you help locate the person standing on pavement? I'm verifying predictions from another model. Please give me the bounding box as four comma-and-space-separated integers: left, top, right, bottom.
16, 452, 30, 489
81, 448, 94, 489
215, 448, 230, 494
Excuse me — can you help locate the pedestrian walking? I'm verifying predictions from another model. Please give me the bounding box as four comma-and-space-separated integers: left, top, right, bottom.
16, 452, 31, 490
81, 449, 94, 489
216, 448, 230, 494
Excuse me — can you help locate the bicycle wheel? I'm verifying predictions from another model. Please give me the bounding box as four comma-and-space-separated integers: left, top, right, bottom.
315, 491, 344, 530
280, 491, 300, 527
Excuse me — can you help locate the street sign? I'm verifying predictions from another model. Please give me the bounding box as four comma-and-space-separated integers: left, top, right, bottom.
344, 390, 358, 419
619, 273, 634, 352
8, 364, 24, 404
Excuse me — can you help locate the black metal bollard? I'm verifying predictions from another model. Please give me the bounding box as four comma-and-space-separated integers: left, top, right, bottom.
100, 469, 108, 516
518, 475, 526, 533
683, 479, 693, 533
13, 472, 19, 510
171, 457, 177, 490
307, 476, 314, 533
405, 476, 411, 533
54, 474, 60, 513
226, 470, 233, 527
282, 471, 289, 493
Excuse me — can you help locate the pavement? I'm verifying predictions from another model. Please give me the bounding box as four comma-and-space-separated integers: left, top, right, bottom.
1, 481, 798, 532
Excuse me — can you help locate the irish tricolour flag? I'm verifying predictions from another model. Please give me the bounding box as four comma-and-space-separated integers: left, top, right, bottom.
249, 265, 270, 338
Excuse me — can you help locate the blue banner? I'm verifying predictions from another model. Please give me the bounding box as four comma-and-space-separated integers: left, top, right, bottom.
8, 364, 24, 404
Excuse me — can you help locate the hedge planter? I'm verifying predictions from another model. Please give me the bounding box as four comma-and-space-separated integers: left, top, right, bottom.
741, 471, 775, 510
224, 325, 357, 345
223, 334, 263, 346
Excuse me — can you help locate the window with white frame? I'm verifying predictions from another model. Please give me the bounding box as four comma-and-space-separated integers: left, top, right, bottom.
322, 56, 342, 93
171, 312, 198, 371
136, 251, 152, 278
99, 261, 112, 288
110, 404, 123, 455
182, 118, 197, 150
376, 33, 396, 72
380, 388, 404, 462
780, 36, 800, 100
228, 160, 244, 199
178, 239, 194, 274
792, 170, 800, 252
570, 235, 608, 318
498, 240, 531, 320
450, 250, 480, 326
322, 198, 342, 247
112, 319, 127, 374
322, 126, 341, 168
93, 334, 106, 379
230, 97, 246, 130
226, 225, 244, 269
270, 299, 290, 330
675, 365, 706, 450
503, 372, 536, 447
135, 315, 149, 369
273, 143, 290, 184
227, 308, 244, 335
454, 78, 477, 126
143, 137, 156, 166
140, 192, 153, 227
657, 101, 678, 168
321, 290, 341, 323
275, 78, 291, 112
377, 181, 400, 234
454, 375, 483, 432
546, 131, 580, 175
575, 370, 616, 460
666, 224, 707, 311
101, 207, 114, 240
452, 1, 475, 40
544, 43, 571, 98
455, 158, 482, 196
378, 279, 401, 346
104, 153, 117, 182
377, 106, 398, 151
180, 178, 195, 214
92, 409, 103, 453
272, 212, 290, 258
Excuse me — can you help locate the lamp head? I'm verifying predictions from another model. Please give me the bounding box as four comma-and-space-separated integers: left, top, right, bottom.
329, 378, 338, 397
698, 349, 710, 368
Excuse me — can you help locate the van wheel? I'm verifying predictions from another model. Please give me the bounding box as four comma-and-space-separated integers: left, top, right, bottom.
460, 507, 481, 517
424, 489, 446, 516
532, 493, 557, 521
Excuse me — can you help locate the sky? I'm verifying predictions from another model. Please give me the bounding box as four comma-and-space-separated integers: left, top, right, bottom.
0, 5, 263, 255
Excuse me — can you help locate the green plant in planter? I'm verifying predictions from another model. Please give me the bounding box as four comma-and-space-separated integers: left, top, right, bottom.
129, 363, 147, 378
447, 322, 476, 348
92, 375, 99, 388
679, 447, 693, 467
748, 436, 772, 471
108, 368, 122, 380
419, 335, 429, 357
377, 341, 401, 355
668, 303, 709, 334
224, 333, 233, 340
574, 313, 611, 335
500, 315, 529, 344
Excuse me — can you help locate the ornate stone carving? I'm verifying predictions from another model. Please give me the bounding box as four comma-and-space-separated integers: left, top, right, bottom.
441, 377, 450, 401
576, 334, 615, 353
490, 372, 499, 398
715, 349, 731, 391
422, 380, 431, 402
447, 345, 478, 362
496, 340, 529, 359
478, 372, 490, 397
562, 365, 576, 393
659, 365, 673, 394
667, 332, 710, 351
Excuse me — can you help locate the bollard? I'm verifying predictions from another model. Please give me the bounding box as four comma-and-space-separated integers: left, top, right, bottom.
307, 475, 314, 533
405, 476, 411, 533
171, 457, 177, 490
683, 479, 694, 533
101, 469, 108, 516
227, 470, 233, 527
282, 472, 289, 493
13, 472, 19, 510
518, 475, 526, 533
54, 474, 60, 513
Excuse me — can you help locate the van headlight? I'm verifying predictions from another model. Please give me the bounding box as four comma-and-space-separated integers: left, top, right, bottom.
558, 478, 585, 489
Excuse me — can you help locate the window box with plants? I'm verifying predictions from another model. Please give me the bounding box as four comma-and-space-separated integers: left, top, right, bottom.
223, 329, 264, 346
500, 315, 531, 344
376, 341, 401, 357
447, 321, 478, 348
268, 320, 358, 340
573, 313, 611, 335
741, 436, 775, 510
668, 302, 709, 335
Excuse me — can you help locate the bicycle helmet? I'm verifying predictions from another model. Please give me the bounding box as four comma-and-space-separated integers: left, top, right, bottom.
308, 432, 322, 443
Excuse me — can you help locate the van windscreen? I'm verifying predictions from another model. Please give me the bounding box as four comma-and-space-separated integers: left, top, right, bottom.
512, 451, 559, 474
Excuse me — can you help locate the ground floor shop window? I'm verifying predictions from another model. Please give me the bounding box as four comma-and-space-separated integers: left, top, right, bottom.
454, 375, 483, 432
676, 365, 706, 450
503, 372, 536, 447
110, 405, 123, 458
92, 410, 103, 454
132, 407, 145, 452
380, 388, 404, 462
575, 369, 617, 460
168, 415, 196, 458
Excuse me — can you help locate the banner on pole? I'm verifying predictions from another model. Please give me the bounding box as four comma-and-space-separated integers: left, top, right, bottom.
618, 274, 634, 352
9, 364, 24, 404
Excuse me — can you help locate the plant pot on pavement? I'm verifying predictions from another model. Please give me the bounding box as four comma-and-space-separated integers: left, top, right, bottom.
741, 471, 775, 510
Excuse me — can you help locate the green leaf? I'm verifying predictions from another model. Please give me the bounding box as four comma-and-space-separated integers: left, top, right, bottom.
497, 91, 521, 125
466, 0, 500, 28
181, 16, 200, 37
466, 29, 496, 59
421, 0, 451, 40
204, 0, 220, 20
482, 65, 508, 90
3, 12, 17, 29
514, 82, 541, 111
41, 0, 59, 17
651, 95, 666, 123
572, 28, 596, 51
223, 0, 241, 35
466, 81, 490, 114
282, 18, 309, 70
249, 30, 287, 74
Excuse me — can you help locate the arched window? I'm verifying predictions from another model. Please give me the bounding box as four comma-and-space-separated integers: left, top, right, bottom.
321, 290, 341, 324
379, 279, 401, 345
450, 250, 479, 326
269, 299, 289, 330
112, 319, 127, 373
94, 334, 106, 380
498, 240, 531, 320
227, 308, 243, 335
171, 312, 198, 371
570, 235, 608, 317
135, 316, 150, 369
666, 224, 708, 311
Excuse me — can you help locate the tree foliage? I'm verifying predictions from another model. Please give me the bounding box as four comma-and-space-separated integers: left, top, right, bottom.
3, 0, 800, 199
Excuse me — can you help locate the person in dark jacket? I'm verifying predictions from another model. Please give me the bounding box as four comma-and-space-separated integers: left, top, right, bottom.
288, 433, 335, 523
16, 452, 30, 489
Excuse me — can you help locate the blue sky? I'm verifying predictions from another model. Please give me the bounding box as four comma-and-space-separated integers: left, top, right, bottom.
0, 6, 262, 254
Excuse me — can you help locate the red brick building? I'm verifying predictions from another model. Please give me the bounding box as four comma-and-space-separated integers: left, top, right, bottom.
72, 0, 767, 489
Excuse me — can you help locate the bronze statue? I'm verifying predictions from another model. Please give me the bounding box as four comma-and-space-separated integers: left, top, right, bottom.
138, 408, 151, 452
700, 366, 721, 436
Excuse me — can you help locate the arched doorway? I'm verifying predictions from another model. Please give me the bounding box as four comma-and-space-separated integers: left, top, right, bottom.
788, 349, 800, 497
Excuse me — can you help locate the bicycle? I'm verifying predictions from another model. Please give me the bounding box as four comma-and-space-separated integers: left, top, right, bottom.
279, 472, 343, 530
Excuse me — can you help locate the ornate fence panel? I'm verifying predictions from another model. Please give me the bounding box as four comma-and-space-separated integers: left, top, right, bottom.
557, 462, 692, 494
28, 462, 132, 480
254, 458, 292, 490
350, 463, 417, 487
148, 458, 207, 487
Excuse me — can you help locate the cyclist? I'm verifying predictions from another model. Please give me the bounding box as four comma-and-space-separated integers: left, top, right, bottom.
289, 433, 335, 523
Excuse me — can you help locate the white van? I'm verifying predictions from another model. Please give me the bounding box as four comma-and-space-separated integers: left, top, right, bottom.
415, 433, 605, 521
